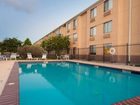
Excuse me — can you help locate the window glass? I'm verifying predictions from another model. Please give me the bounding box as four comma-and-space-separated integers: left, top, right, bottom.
90, 45, 96, 55
104, 21, 112, 33
90, 27, 96, 36
73, 19, 78, 29
91, 8, 97, 18
55, 29, 60, 35
66, 23, 70, 31
104, 0, 113, 12
73, 33, 78, 42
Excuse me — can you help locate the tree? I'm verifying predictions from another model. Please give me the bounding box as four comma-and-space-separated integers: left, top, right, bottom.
0, 42, 2, 52
23, 38, 32, 46
41, 35, 70, 55
1, 38, 22, 52
62, 36, 70, 51
41, 37, 54, 54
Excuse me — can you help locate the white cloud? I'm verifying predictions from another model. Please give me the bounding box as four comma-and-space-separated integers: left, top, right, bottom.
0, 0, 38, 13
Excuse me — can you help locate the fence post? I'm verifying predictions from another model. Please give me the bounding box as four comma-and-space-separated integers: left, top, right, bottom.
78, 48, 79, 60
103, 46, 105, 63
126, 43, 129, 65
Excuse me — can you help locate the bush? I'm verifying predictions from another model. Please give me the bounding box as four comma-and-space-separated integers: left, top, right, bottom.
41, 35, 70, 56
18, 45, 45, 59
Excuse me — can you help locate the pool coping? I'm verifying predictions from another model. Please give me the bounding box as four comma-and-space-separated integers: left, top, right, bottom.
19, 60, 140, 73
0, 61, 15, 96
0, 62, 19, 105
67, 60, 140, 73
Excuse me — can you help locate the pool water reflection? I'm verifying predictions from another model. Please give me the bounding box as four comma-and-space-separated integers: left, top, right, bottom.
19, 62, 140, 105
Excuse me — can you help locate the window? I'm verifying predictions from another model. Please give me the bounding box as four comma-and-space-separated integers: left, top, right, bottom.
73, 33, 78, 43
104, 21, 112, 33
55, 29, 60, 35
103, 43, 112, 55
91, 8, 97, 18
73, 19, 78, 29
67, 35, 70, 39
104, 0, 113, 12
89, 45, 96, 55
90, 27, 96, 37
66, 23, 70, 31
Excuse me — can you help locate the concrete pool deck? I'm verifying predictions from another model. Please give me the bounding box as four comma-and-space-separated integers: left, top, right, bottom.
68, 60, 140, 73
0, 61, 16, 96
18, 59, 140, 72
0, 62, 19, 105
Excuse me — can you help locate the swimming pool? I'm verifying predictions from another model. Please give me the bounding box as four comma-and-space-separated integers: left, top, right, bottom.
19, 62, 140, 105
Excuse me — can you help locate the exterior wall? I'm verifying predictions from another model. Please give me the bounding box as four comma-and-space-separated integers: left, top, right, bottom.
116, 0, 140, 63
130, 0, 140, 63
34, 0, 140, 63
60, 25, 67, 36
131, 0, 140, 44
86, 0, 119, 61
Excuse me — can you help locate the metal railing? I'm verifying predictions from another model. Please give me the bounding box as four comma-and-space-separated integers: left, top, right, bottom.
47, 44, 140, 66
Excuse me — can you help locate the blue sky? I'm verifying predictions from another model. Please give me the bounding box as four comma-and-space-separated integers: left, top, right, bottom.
0, 0, 97, 43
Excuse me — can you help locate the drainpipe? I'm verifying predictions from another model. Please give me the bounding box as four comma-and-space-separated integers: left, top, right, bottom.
128, 0, 132, 64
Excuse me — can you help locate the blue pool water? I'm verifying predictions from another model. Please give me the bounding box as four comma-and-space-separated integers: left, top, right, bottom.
19, 62, 140, 105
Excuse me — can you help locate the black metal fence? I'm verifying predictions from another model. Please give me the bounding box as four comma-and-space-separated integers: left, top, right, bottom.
69, 44, 140, 66
47, 44, 140, 66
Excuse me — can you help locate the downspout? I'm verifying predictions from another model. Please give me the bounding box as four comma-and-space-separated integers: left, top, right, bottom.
128, 0, 132, 63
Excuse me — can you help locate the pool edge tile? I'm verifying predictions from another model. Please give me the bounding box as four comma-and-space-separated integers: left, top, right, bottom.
0, 62, 19, 105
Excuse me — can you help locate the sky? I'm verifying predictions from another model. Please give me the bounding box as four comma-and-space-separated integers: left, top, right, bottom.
0, 0, 97, 43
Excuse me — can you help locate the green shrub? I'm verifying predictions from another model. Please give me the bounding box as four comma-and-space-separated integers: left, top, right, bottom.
18, 45, 45, 59
41, 35, 70, 56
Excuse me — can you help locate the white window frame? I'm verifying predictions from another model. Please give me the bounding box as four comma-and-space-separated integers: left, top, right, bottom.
90, 45, 96, 55
104, 21, 112, 33
90, 27, 96, 37
66, 23, 70, 31
104, 0, 113, 12
55, 29, 60, 35
91, 8, 97, 18
73, 33, 78, 42
73, 19, 78, 29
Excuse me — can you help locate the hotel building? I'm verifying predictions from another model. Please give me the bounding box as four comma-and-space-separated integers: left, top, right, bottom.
34, 0, 140, 64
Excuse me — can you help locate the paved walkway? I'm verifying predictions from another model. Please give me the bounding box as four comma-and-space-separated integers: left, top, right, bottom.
0, 61, 15, 96
0, 62, 19, 105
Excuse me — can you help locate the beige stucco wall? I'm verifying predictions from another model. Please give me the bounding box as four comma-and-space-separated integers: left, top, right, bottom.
34, 0, 140, 63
